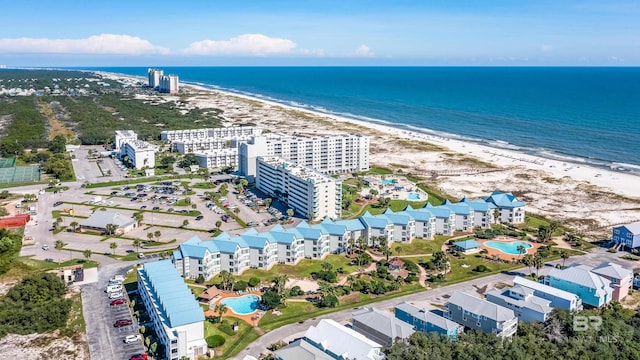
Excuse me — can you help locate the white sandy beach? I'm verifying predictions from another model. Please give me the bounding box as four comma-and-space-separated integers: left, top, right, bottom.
101, 72, 640, 236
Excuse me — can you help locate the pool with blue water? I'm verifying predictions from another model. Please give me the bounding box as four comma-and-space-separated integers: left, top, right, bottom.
220, 294, 260, 315
484, 241, 532, 255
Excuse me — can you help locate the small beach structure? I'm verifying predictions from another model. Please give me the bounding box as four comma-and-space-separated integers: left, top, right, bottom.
197, 286, 223, 303
453, 239, 482, 254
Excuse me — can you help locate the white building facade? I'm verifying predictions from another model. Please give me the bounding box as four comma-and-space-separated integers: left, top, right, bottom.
160, 74, 180, 94
239, 134, 370, 178
161, 127, 263, 142
121, 140, 157, 169
256, 157, 342, 220
147, 68, 164, 88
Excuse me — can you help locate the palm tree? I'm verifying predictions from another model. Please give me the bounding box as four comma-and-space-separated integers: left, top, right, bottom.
517, 244, 526, 260
55, 217, 64, 229
382, 247, 392, 261
110, 242, 118, 255
105, 223, 117, 235
395, 245, 402, 256
378, 236, 388, 252
147, 232, 154, 242
493, 209, 501, 224
54, 240, 66, 264
191, 204, 197, 210
347, 237, 355, 255
264, 198, 272, 209
560, 249, 569, 268
432, 251, 450, 279
522, 254, 534, 275
182, 219, 189, 227
133, 213, 143, 226
69, 221, 79, 232
214, 303, 228, 321
272, 274, 289, 296
133, 239, 141, 252
83, 249, 92, 260
533, 253, 544, 277
215, 220, 222, 229
184, 197, 192, 205
308, 212, 315, 221
234, 207, 240, 216
286, 208, 294, 218
219, 270, 234, 291
154, 230, 161, 241
321, 262, 333, 272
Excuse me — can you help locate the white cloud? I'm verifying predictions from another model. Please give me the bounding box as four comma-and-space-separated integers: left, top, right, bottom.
184, 34, 300, 56
351, 44, 375, 58
0, 34, 169, 55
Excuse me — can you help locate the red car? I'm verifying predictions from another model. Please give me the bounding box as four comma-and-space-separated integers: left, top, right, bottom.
130, 354, 148, 360
114, 319, 133, 327
110, 298, 127, 306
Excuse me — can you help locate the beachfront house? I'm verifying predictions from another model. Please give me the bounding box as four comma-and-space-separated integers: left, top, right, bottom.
484, 191, 526, 224
351, 307, 415, 347
452, 239, 483, 254
543, 264, 613, 308
485, 286, 554, 323
513, 276, 583, 311
612, 222, 640, 249
444, 291, 518, 338
590, 262, 633, 302
303, 319, 385, 360
395, 302, 463, 339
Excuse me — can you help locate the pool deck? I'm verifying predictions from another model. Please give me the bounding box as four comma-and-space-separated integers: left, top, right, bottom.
477, 237, 543, 261
203, 290, 263, 325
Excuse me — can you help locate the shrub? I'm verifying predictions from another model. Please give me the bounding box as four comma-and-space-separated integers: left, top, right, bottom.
248, 277, 260, 287
474, 264, 490, 272
234, 280, 248, 291
405, 275, 419, 283
206, 335, 226, 348
218, 323, 235, 336
608, 248, 617, 253
320, 294, 339, 308
195, 274, 205, 284
342, 286, 351, 295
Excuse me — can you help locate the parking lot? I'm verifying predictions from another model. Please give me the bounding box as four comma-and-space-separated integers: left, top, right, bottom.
83, 262, 146, 360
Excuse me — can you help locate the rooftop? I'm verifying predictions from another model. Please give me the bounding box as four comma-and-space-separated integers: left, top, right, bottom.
304, 319, 383, 360
453, 239, 482, 249
619, 221, 640, 235
395, 302, 461, 331
79, 211, 136, 229
257, 156, 339, 185
513, 276, 580, 301
352, 307, 415, 340
446, 291, 515, 322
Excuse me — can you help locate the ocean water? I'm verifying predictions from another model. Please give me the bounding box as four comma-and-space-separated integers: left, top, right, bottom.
85, 67, 640, 169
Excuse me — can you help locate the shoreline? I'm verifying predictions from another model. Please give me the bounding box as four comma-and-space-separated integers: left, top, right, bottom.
179, 80, 640, 200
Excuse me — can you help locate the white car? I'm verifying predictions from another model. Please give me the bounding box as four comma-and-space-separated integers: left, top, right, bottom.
123, 334, 141, 343
41, 245, 49, 251
108, 291, 124, 299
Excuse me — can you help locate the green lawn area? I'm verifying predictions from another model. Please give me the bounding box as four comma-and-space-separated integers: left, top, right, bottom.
189, 285, 206, 298
393, 237, 448, 256
204, 317, 260, 359
18, 256, 99, 269
227, 254, 358, 283
364, 167, 393, 175
341, 202, 363, 219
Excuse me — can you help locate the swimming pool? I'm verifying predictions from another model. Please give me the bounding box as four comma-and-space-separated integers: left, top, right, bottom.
484, 241, 532, 255
220, 294, 260, 315
380, 179, 394, 185
407, 193, 421, 200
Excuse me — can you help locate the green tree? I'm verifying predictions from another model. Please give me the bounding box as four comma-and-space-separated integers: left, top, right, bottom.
132, 239, 141, 252
215, 220, 222, 229
69, 221, 79, 232
109, 242, 118, 255
54, 240, 66, 264
263, 198, 272, 209
560, 249, 569, 268
182, 219, 189, 227
83, 249, 92, 260
219, 270, 234, 291
105, 223, 117, 235
272, 274, 289, 297
533, 253, 544, 276
260, 290, 281, 310
286, 208, 294, 217
147, 232, 154, 241
154, 230, 161, 241
522, 254, 534, 275
214, 303, 228, 321
517, 244, 526, 260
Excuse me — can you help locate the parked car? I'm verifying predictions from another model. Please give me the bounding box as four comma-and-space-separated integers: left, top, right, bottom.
109, 291, 124, 299
140, 205, 147, 209
124, 334, 141, 343
114, 319, 133, 327
41, 245, 49, 250
130, 354, 149, 360
110, 298, 127, 306
195, 215, 204, 221
53, 201, 63, 207
152, 206, 160, 211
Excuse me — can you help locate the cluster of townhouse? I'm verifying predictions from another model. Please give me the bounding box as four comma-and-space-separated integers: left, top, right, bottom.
171, 191, 525, 280
148, 68, 179, 94
114, 130, 157, 173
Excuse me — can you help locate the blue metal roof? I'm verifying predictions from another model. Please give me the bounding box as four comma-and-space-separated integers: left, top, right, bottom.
178, 243, 208, 258
383, 209, 413, 225
140, 260, 204, 328
427, 205, 454, 218
172, 250, 182, 260
242, 234, 269, 248
441, 202, 473, 215
213, 238, 244, 253
183, 235, 203, 244
268, 227, 297, 244
404, 208, 434, 221
296, 226, 323, 239
360, 212, 391, 229
484, 191, 525, 208
335, 218, 366, 231
242, 228, 260, 236
460, 197, 491, 212
453, 239, 482, 249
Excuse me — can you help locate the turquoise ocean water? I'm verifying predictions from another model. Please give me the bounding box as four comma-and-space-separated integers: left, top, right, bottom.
85, 67, 640, 170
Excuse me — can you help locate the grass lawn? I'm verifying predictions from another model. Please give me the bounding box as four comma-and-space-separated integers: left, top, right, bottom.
228, 254, 358, 283
18, 256, 100, 269
341, 202, 362, 219
204, 317, 260, 359
189, 285, 206, 298
394, 237, 448, 256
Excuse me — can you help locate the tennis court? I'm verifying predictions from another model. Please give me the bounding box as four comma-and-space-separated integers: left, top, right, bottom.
0, 165, 41, 184
0, 157, 16, 169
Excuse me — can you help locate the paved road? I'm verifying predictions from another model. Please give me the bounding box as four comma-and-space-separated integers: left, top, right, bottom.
231, 248, 638, 359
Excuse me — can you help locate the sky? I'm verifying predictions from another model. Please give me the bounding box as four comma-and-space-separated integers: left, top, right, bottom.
0, 0, 638, 66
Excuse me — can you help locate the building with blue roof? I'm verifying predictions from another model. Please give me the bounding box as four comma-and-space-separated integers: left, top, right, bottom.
460, 197, 496, 228
453, 239, 483, 254
138, 260, 207, 360
440, 200, 475, 231
383, 208, 416, 242
360, 211, 394, 246
403, 206, 436, 239
484, 191, 526, 224
424, 203, 456, 236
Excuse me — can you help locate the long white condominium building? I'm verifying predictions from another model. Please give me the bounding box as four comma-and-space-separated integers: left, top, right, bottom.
239, 134, 370, 178
161, 126, 263, 142
138, 260, 207, 360
193, 148, 238, 169
172, 191, 523, 281
160, 74, 179, 94
114, 130, 138, 152
147, 68, 164, 88
171, 138, 230, 153
256, 157, 342, 220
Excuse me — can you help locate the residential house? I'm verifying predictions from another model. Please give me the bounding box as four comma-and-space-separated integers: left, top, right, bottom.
351, 307, 415, 347
591, 262, 633, 302
303, 319, 385, 360
485, 286, 554, 323
612, 222, 640, 249
444, 291, 518, 338
274, 339, 334, 360
543, 264, 613, 308
394, 302, 463, 338
513, 276, 583, 311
